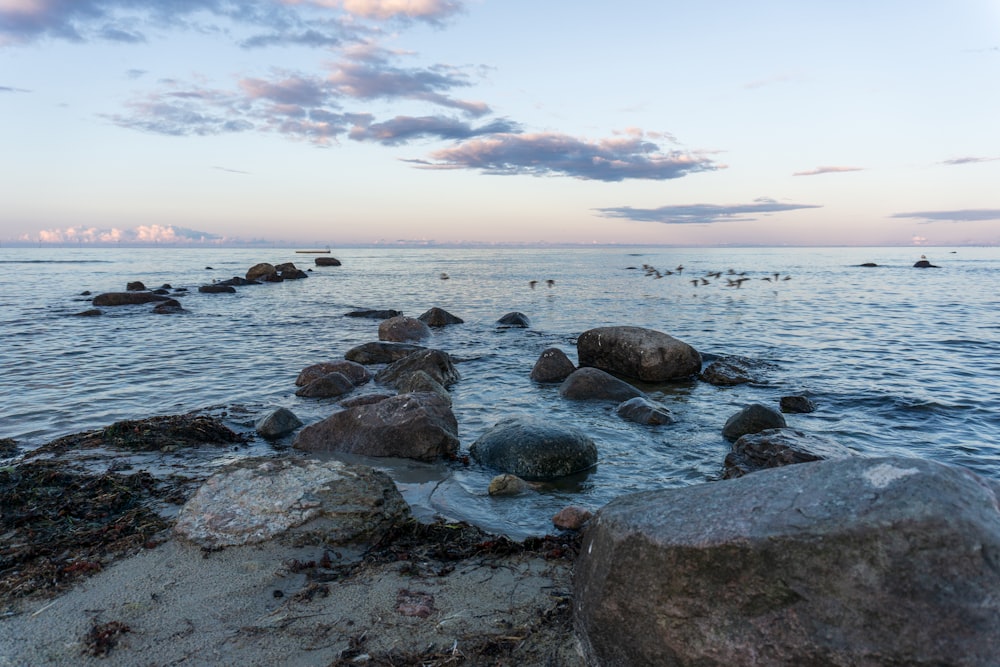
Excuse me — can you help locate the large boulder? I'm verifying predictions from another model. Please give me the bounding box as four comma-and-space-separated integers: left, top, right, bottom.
378, 315, 431, 343
722, 403, 787, 441
577, 326, 701, 381
296, 360, 372, 387
174, 458, 409, 549
530, 347, 577, 383
575, 457, 1000, 666
470, 416, 598, 481
92, 292, 171, 307
723, 428, 855, 479
345, 341, 426, 365
294, 372, 355, 398
293, 392, 459, 461
418, 307, 464, 327
246, 262, 280, 282
374, 349, 460, 389
559, 367, 643, 402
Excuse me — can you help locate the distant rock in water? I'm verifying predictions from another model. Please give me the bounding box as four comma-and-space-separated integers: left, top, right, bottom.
92, 292, 171, 307
344, 309, 403, 319
418, 307, 464, 327
126, 281, 146, 291
152, 299, 186, 314
296, 360, 371, 387
74, 308, 103, 317
295, 372, 355, 398
496, 312, 530, 328
914, 259, 939, 268
315, 257, 341, 266
858, 262, 879, 267
218, 277, 260, 287
198, 284, 236, 294
246, 262, 282, 282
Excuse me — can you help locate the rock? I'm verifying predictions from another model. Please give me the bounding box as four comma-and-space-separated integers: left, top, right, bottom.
152, 288, 170, 295
417, 307, 464, 327
470, 416, 598, 481
344, 309, 403, 319
293, 392, 459, 461
721, 403, 786, 441
126, 281, 146, 291
296, 360, 372, 387
92, 292, 171, 307
496, 312, 530, 328
174, 458, 409, 549
700, 356, 758, 386
217, 277, 260, 286
345, 341, 426, 365
274, 262, 296, 273
487, 474, 535, 496
858, 262, 879, 267
530, 347, 576, 383
198, 284, 237, 294
780, 395, 816, 413
295, 372, 355, 398
914, 259, 939, 268
315, 257, 341, 266
553, 506, 592, 531
339, 393, 394, 408
723, 428, 856, 479
279, 267, 308, 280
255, 407, 303, 439
577, 326, 701, 382
374, 349, 460, 389
378, 315, 431, 343
152, 299, 186, 315
395, 370, 451, 405
80, 290, 91, 296
559, 367, 643, 402
246, 262, 281, 282
574, 456, 1000, 666
616, 396, 675, 425
74, 308, 103, 317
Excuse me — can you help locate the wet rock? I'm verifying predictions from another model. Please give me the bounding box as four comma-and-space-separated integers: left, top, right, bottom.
80, 290, 91, 296
858, 262, 879, 267
577, 326, 701, 382
723, 428, 856, 479
255, 407, 303, 439
92, 292, 171, 307
559, 367, 644, 402
914, 259, 939, 268
217, 277, 260, 287
246, 262, 281, 282
417, 307, 464, 327
0, 438, 19, 458
375, 349, 460, 389
780, 395, 816, 413
530, 347, 576, 383
496, 312, 530, 328
344, 309, 402, 319
487, 474, 535, 497
470, 416, 598, 481
296, 360, 372, 387
295, 372, 355, 398
339, 393, 394, 408
74, 308, 103, 317
574, 457, 1000, 666
293, 392, 459, 461
152, 288, 170, 295
395, 370, 451, 405
721, 403, 786, 442
315, 256, 341, 266
616, 396, 675, 425
345, 341, 426, 365
277, 263, 308, 280
198, 284, 236, 294
126, 281, 146, 291
700, 356, 758, 386
553, 506, 592, 531
152, 299, 186, 315
378, 315, 431, 343
174, 458, 410, 549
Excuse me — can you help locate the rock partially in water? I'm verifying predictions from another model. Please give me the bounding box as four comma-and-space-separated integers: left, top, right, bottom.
296, 360, 372, 387
575, 457, 1000, 666
315, 256, 341, 266
496, 312, 530, 328
74, 308, 103, 317
700, 356, 760, 386
721, 403, 786, 442
559, 367, 643, 402
530, 347, 576, 383
217, 276, 260, 286
780, 395, 816, 413
339, 393, 394, 408
577, 326, 701, 382
375, 349, 460, 389
552, 506, 592, 531
152, 299, 187, 315
92, 292, 171, 307
396, 369, 451, 405
487, 473, 535, 497
378, 315, 431, 343
470, 416, 598, 481
0, 438, 19, 458
345, 341, 425, 364
198, 284, 236, 294
344, 309, 403, 319
174, 458, 410, 549
723, 428, 855, 479
255, 407, 303, 439
616, 396, 675, 425
246, 262, 280, 282
418, 307, 464, 327
126, 281, 146, 291
295, 372, 355, 398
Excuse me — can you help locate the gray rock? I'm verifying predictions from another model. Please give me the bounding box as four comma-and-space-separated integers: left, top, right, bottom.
339, 393, 394, 408
345, 341, 426, 364
315, 256, 341, 266
74, 308, 103, 317
530, 347, 576, 383
723, 428, 855, 479
700, 356, 757, 386
92, 292, 171, 306
780, 395, 817, 413
198, 284, 236, 294
559, 367, 643, 402
615, 396, 675, 425
279, 268, 308, 280
395, 369, 451, 405
174, 458, 409, 549
418, 307, 464, 327
293, 392, 459, 461
374, 349, 460, 389
575, 456, 1000, 666
577, 326, 701, 381
255, 407, 303, 439
295, 371, 355, 398
487, 473, 535, 496
246, 262, 280, 282
470, 416, 598, 481
378, 315, 431, 342
217, 276, 260, 286
152, 299, 186, 315
126, 281, 146, 291
296, 360, 372, 387
721, 403, 786, 441
496, 311, 530, 328
344, 309, 403, 319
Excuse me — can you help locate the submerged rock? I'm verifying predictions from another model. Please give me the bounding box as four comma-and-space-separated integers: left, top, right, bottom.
723, 428, 855, 479
345, 341, 425, 364
616, 396, 675, 425
92, 292, 171, 307
344, 309, 403, 319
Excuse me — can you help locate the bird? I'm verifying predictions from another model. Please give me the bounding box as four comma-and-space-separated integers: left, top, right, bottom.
690, 279, 699, 287
675, 265, 684, 274
440, 273, 450, 280
782, 274, 792, 281
529, 280, 538, 289
700, 277, 710, 285
546, 279, 555, 288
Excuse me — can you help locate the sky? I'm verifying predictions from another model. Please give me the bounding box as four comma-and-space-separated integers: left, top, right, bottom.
2, 0, 999, 247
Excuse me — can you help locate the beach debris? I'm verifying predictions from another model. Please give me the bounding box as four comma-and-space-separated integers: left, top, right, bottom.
83, 620, 131, 657
396, 589, 435, 618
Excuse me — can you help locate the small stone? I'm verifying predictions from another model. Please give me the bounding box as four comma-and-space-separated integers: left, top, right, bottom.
553, 506, 592, 531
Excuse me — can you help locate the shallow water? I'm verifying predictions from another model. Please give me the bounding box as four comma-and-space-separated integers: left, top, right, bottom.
2, 245, 998, 538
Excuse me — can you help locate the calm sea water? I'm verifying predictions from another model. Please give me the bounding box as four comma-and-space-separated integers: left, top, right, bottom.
2, 245, 998, 537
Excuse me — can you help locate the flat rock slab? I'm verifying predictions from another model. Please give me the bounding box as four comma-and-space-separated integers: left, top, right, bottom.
174, 458, 409, 549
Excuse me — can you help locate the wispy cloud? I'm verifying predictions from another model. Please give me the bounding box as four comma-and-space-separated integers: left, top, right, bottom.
939, 156, 999, 166
793, 165, 864, 176
891, 209, 1000, 223
596, 197, 821, 224
412, 129, 722, 181
213, 166, 251, 174
349, 115, 520, 145
22, 224, 223, 244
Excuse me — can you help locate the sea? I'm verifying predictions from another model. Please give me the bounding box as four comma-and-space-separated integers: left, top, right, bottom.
2, 245, 998, 538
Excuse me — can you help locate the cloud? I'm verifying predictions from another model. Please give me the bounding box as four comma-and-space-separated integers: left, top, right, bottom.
0, 84, 31, 93
414, 129, 722, 181
349, 114, 520, 145
793, 165, 864, 176
891, 209, 1000, 223
939, 156, 999, 166
24, 224, 223, 244
213, 165, 251, 174
327, 0, 461, 22
595, 197, 821, 224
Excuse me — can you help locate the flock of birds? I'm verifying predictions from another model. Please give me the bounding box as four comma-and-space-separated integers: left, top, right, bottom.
639, 263, 792, 289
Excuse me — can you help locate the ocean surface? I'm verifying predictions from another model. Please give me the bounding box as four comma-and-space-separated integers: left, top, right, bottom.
2, 245, 998, 538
